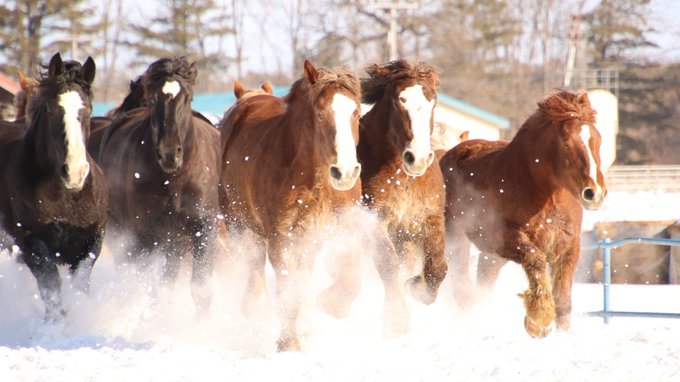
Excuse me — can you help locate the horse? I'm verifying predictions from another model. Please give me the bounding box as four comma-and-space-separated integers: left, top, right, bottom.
0, 53, 108, 321
233, 79, 273, 101
98, 56, 221, 313
440, 90, 607, 338
357, 60, 448, 334
218, 60, 362, 351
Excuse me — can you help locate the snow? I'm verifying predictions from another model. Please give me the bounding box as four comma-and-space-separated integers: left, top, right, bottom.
1, 191, 680, 381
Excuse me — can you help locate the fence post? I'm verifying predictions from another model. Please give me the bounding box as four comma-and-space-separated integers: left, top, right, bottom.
603, 238, 612, 324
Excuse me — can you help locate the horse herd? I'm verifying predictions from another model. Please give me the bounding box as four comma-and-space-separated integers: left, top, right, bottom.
0, 53, 607, 351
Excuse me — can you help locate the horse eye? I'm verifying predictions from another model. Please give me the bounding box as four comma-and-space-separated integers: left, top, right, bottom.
399, 97, 407, 104
316, 112, 323, 122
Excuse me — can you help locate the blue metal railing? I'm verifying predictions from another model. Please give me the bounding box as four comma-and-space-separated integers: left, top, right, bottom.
587, 237, 680, 323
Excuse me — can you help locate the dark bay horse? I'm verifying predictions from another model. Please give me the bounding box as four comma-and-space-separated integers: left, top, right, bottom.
98, 57, 221, 313
0, 53, 108, 321
440, 90, 607, 337
357, 60, 448, 334
218, 60, 362, 351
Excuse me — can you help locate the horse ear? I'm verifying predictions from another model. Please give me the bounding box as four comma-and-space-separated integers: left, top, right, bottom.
81, 56, 96, 85
234, 80, 245, 99
578, 92, 590, 106
304, 60, 318, 85
375, 64, 389, 77
188, 61, 198, 85
48, 53, 64, 78
262, 81, 273, 95
18, 71, 30, 90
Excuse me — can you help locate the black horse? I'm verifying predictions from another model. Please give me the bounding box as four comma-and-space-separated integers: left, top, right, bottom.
98, 57, 221, 313
0, 53, 108, 321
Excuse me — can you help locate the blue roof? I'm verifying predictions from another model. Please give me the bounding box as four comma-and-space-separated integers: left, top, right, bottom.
94, 85, 509, 130
437, 93, 510, 129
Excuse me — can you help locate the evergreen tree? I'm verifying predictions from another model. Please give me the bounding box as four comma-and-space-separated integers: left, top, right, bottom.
0, 0, 102, 75
130, 0, 233, 74
582, 0, 657, 66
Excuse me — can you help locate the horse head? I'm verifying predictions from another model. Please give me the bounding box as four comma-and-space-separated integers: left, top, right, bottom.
142, 57, 197, 173
537, 91, 608, 210
303, 60, 362, 191
233, 80, 274, 100
30, 53, 95, 191
363, 60, 438, 177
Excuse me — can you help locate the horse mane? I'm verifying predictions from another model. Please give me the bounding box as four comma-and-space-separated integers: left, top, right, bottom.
520, 90, 597, 132
361, 59, 438, 104
141, 56, 197, 100
285, 66, 360, 106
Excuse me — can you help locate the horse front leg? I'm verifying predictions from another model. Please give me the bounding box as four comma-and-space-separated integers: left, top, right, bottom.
446, 222, 476, 307
23, 236, 65, 322
373, 225, 410, 336
551, 242, 580, 331
511, 243, 556, 338
269, 236, 304, 351
69, 228, 104, 294
406, 213, 447, 305
316, 239, 362, 319
188, 218, 216, 316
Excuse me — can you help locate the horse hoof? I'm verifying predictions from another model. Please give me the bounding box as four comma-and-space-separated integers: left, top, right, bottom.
524, 316, 553, 338
405, 276, 437, 305
276, 337, 301, 352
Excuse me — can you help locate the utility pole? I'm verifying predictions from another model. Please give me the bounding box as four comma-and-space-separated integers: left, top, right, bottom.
369, 1, 420, 61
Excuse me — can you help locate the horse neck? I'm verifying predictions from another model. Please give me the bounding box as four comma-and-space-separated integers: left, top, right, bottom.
280, 94, 325, 161
503, 127, 560, 200
360, 95, 400, 159
23, 108, 63, 177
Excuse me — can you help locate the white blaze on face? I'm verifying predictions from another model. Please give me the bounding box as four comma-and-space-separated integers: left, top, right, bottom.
331, 93, 359, 171
580, 124, 602, 195
162, 80, 181, 98
399, 84, 435, 158
59, 90, 89, 190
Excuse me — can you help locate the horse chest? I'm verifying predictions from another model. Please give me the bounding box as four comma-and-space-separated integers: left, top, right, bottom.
368, 171, 442, 228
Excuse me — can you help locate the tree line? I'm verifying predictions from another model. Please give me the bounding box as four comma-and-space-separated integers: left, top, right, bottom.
0, 0, 677, 164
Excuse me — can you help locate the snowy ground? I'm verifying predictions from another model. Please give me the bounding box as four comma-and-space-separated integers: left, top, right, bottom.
1, 191, 679, 381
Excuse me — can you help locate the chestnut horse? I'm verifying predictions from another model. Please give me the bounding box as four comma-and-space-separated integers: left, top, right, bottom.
218, 60, 362, 351
440, 91, 607, 337
0, 53, 108, 321
357, 60, 448, 334
98, 57, 221, 313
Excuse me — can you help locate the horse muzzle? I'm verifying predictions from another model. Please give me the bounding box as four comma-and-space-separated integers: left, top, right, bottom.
580, 186, 607, 210
402, 149, 435, 177
156, 147, 183, 173
329, 163, 361, 191
62, 162, 90, 191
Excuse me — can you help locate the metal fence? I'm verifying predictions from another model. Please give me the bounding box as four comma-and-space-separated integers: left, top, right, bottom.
587, 237, 680, 323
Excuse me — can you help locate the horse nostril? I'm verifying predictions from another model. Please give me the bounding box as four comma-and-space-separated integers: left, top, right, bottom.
352, 164, 361, 179
403, 150, 415, 165
426, 151, 435, 166
176, 146, 182, 155
582, 187, 595, 201
61, 164, 68, 178
330, 166, 342, 180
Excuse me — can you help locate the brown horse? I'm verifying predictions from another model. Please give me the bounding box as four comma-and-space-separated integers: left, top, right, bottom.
98, 57, 221, 313
0, 53, 108, 321
218, 60, 362, 351
357, 60, 448, 334
440, 90, 607, 337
